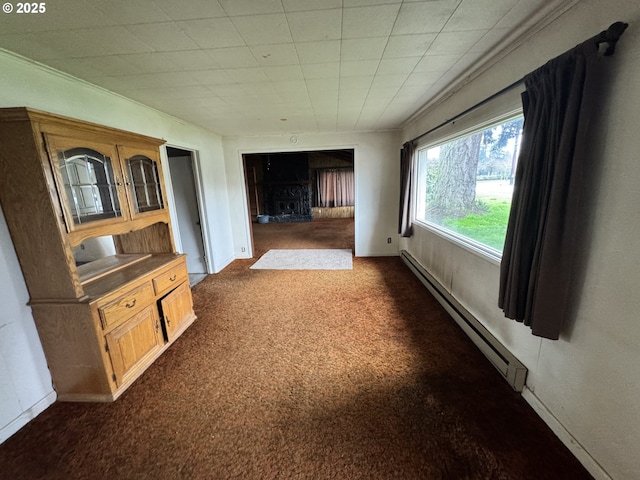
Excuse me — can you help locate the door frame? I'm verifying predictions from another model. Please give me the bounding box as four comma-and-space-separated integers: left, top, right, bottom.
239, 146, 357, 258
162, 144, 212, 274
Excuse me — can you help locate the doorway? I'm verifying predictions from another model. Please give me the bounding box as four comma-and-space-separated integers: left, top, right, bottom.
166, 147, 208, 285
243, 149, 355, 257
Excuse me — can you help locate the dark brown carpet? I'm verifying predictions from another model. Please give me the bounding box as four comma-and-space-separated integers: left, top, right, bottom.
0, 219, 592, 479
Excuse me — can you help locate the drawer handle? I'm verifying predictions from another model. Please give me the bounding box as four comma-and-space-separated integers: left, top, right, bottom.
125, 298, 137, 309
169, 274, 177, 282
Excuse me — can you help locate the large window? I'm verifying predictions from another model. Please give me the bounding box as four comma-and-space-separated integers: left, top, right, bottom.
415, 114, 523, 255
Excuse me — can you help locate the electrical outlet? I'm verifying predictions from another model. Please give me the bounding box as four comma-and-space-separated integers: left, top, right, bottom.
387, 237, 392, 244
241, 247, 246, 252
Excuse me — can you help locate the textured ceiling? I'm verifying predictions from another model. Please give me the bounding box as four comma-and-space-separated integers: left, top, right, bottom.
0, 0, 569, 136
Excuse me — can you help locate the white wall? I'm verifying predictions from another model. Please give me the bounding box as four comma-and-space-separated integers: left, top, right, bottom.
401, 1, 640, 479
0, 50, 234, 441
222, 130, 401, 258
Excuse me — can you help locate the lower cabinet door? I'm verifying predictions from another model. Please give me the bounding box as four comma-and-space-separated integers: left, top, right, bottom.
105, 305, 163, 387
160, 281, 194, 342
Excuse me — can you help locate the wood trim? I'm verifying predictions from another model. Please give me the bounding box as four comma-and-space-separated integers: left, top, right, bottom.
0, 107, 165, 147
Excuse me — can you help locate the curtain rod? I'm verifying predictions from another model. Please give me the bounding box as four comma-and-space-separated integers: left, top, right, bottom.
407, 21, 628, 146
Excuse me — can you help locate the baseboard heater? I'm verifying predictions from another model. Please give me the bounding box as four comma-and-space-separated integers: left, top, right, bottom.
401, 250, 527, 392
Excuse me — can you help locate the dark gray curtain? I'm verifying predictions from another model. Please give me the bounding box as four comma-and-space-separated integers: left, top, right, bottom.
399, 141, 415, 237
499, 33, 621, 339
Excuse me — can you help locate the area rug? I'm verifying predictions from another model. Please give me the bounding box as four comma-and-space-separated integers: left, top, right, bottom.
250, 249, 353, 270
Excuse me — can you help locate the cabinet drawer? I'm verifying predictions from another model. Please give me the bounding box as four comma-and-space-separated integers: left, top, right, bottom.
152, 263, 188, 296
99, 282, 155, 330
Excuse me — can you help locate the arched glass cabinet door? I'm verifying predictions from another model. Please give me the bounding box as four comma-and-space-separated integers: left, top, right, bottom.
126, 155, 164, 214
117, 145, 167, 219
58, 147, 123, 224
45, 135, 128, 232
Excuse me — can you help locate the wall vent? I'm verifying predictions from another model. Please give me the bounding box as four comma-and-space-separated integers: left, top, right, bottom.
401, 250, 527, 391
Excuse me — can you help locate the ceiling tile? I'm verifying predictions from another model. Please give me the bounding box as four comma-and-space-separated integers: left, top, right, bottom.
283, 0, 343, 12
344, 0, 401, 7
428, 30, 487, 55
383, 34, 437, 58
377, 57, 420, 75
286, 9, 342, 42
126, 22, 200, 52
391, 1, 458, 35
272, 81, 309, 94
153, 0, 227, 20
209, 84, 247, 97
46, 56, 141, 79
395, 84, 433, 101
168, 85, 222, 99
109, 73, 170, 90
0, 4, 114, 34
95, 0, 171, 24
0, 34, 70, 60
367, 85, 400, 100
205, 47, 259, 68
341, 37, 388, 61
469, 28, 509, 53
342, 4, 401, 39
443, 0, 519, 32
189, 70, 235, 86
34, 27, 154, 58
295, 41, 341, 64
413, 54, 459, 73
85, 76, 134, 93
306, 78, 340, 93
177, 18, 245, 48
340, 76, 374, 90
226, 68, 270, 83
339, 89, 368, 104
217, 0, 283, 16
241, 82, 277, 95
251, 44, 299, 66
231, 14, 292, 45
262, 65, 304, 82
370, 74, 407, 88
343, 0, 402, 4
404, 70, 444, 87
340, 60, 380, 77
310, 91, 339, 105
495, 0, 546, 29
301, 63, 340, 79
0, 0, 550, 136
118, 51, 220, 73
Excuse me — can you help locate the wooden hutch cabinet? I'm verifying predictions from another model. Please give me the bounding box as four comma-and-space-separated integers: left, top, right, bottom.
0, 108, 197, 401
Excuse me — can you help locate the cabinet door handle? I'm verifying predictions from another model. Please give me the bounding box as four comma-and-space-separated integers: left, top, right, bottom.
169, 275, 177, 281
166, 317, 171, 327
155, 321, 160, 332
125, 298, 137, 308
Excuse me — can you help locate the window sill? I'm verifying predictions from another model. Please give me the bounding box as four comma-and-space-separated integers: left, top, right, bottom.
413, 220, 502, 267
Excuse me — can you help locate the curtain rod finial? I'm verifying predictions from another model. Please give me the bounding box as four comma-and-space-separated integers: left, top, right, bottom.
596, 21, 629, 55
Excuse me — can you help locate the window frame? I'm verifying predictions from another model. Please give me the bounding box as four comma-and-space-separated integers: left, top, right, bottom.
412, 108, 523, 264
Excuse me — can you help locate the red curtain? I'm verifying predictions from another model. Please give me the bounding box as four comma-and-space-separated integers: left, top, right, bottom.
317, 169, 354, 207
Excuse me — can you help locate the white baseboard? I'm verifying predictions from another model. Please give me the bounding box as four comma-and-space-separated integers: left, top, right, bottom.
522, 386, 611, 480
0, 390, 56, 444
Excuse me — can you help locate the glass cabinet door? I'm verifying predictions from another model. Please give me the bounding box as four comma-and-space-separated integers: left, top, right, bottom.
59, 147, 122, 224
126, 155, 164, 214
45, 135, 128, 232
118, 145, 167, 219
